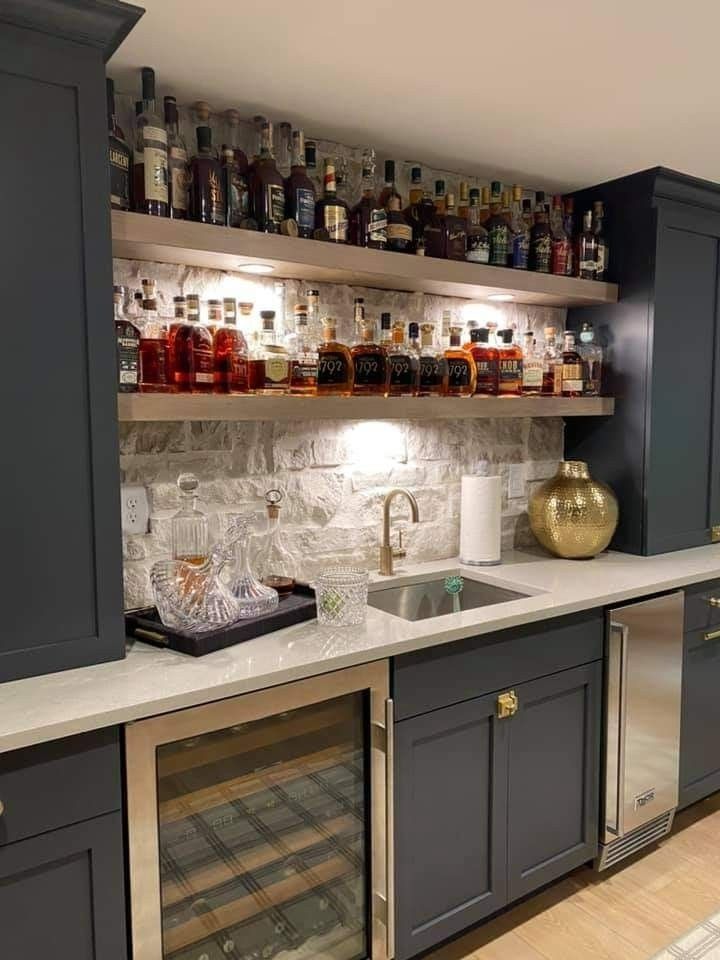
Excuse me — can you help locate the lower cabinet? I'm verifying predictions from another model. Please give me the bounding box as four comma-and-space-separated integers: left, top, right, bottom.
394, 662, 602, 960
679, 626, 720, 809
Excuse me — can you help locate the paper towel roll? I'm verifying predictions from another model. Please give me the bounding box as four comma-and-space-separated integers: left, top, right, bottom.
460, 475, 502, 565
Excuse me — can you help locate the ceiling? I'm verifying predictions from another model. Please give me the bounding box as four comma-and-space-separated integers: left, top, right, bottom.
109, 0, 720, 193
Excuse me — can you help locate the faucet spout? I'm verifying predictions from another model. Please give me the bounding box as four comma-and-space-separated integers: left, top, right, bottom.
380, 488, 420, 576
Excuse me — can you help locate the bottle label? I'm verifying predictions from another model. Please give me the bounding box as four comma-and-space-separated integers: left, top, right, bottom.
488, 224, 511, 266
226, 169, 249, 226
267, 184, 285, 224
530, 235, 552, 273
295, 187, 315, 231
109, 142, 130, 210
387, 222, 413, 243
323, 206, 349, 242
169, 146, 188, 211
466, 235, 490, 263
512, 233, 529, 269
446, 227, 468, 261
318, 351, 349, 385
420, 356, 444, 389
522, 359, 543, 388
265, 356, 290, 384
116, 327, 139, 386
231, 355, 248, 386
290, 359, 318, 383
475, 357, 498, 393
368, 209, 388, 244
596, 244, 607, 277
142, 126, 169, 204
353, 352, 386, 387
193, 348, 214, 384
448, 358, 472, 389
551, 237, 570, 276
388, 354, 416, 389
562, 363, 584, 393
580, 258, 596, 277
498, 359, 522, 393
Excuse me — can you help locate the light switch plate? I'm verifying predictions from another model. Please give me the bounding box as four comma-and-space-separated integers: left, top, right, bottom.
120, 484, 149, 535
508, 463, 526, 499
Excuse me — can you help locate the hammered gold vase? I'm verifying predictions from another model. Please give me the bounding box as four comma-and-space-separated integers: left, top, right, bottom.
528, 461, 618, 559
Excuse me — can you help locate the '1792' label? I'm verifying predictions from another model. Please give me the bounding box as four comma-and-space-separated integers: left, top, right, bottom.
318, 352, 349, 386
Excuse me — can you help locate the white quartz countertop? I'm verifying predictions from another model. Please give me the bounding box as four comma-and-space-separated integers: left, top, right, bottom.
2, 543, 720, 754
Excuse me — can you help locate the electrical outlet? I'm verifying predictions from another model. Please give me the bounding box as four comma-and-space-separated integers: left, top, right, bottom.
121, 485, 149, 535
508, 463, 526, 499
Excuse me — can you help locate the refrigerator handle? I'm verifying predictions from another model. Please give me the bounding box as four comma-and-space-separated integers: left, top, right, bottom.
385, 698, 395, 960
607, 621, 630, 837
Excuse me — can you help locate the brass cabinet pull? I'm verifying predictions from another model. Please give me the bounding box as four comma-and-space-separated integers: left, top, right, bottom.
0, 799, 5, 817
705, 628, 720, 642
708, 598, 720, 608
497, 690, 519, 719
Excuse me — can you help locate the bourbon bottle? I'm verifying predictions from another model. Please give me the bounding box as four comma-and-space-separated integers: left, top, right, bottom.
133, 67, 168, 217
251, 121, 285, 233
351, 319, 387, 396
528, 192, 552, 273
164, 96, 188, 219
189, 126, 225, 225
560, 331, 584, 397
255, 311, 290, 394
214, 299, 249, 394
113, 285, 140, 392
468, 328, 499, 396
138, 278, 170, 392
222, 145, 250, 228
315, 159, 350, 243
496, 328, 523, 396
107, 79, 131, 211
418, 324, 449, 396
386, 322, 420, 397
444, 327, 477, 397
350, 148, 387, 249
170, 297, 214, 393
288, 305, 318, 395
284, 129, 316, 239
317, 319, 353, 396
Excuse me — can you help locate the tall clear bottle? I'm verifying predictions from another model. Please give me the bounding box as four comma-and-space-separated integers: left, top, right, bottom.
172, 473, 209, 565
256, 489, 297, 596
521, 330, 543, 395
223, 108, 249, 174
288, 304, 318, 395
164, 96, 188, 219
542, 325, 563, 396
577, 210, 598, 279
133, 67, 169, 217
578, 321, 603, 395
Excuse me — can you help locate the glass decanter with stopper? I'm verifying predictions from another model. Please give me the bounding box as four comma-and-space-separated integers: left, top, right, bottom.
255, 489, 298, 597
227, 513, 280, 616
171, 473, 209, 565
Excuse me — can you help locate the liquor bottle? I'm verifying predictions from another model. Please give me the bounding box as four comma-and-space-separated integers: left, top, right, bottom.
522, 198, 534, 233
593, 201, 609, 280
133, 67, 169, 217
223, 109, 249, 174
317, 319, 353, 396
378, 160, 401, 210
350, 148, 387, 249
284, 129, 316, 239
387, 195, 413, 252
563, 197, 575, 276
444, 327, 476, 397
542, 325, 563, 395
528, 191, 552, 273
172, 473, 208, 565
214, 299, 249, 394
418, 324, 449, 396
479, 186, 491, 225
189, 126, 224, 225
171, 295, 214, 393
138, 278, 170, 392
253, 310, 289, 393
288, 304, 318, 395
433, 180, 447, 215
251, 121, 285, 233
206, 299, 223, 336
222, 144, 251, 228
353, 297, 365, 344
408, 166, 424, 205
466, 189, 490, 264
458, 181, 470, 220
440, 309, 453, 350
306, 288, 321, 340
496, 328, 523, 396
246, 114, 267, 195
578, 321, 603, 395
521, 330, 543, 395
351, 318, 387, 396
404, 166, 435, 252
315, 158, 350, 243
107, 78, 131, 211
486, 181, 512, 267
501, 190, 513, 264
510, 185, 529, 269
167, 294, 186, 372
164, 96, 188, 220
379, 311, 393, 350
113, 285, 140, 392
577, 210, 598, 279
386, 322, 420, 397
425, 193, 467, 260
468, 328, 498, 395
550, 194, 571, 276
560, 331, 584, 397
304, 139, 323, 195
275, 121, 292, 179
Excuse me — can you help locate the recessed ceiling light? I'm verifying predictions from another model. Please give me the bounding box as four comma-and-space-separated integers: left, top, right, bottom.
487, 293, 514, 302
238, 263, 275, 274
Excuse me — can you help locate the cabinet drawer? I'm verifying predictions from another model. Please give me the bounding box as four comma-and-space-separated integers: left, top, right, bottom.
684, 579, 720, 631
392, 610, 604, 720
0, 728, 121, 846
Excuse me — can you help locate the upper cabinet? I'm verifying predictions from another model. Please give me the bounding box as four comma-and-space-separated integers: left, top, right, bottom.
0, 0, 143, 682
567, 168, 720, 555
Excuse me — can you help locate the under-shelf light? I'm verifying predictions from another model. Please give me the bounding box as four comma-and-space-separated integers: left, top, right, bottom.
238, 263, 275, 274
487, 293, 514, 302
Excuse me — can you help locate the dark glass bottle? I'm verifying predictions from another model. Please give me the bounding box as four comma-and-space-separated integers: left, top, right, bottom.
386, 195, 413, 252
113, 285, 140, 391
418, 323, 449, 396
403, 166, 435, 251
251, 121, 285, 233
214, 299, 249, 393
189, 126, 225, 225
164, 96, 188, 220
223, 108, 249, 175
221, 145, 250, 228
133, 67, 168, 217
592, 201, 609, 280
284, 129, 316, 238
315, 159, 350, 243
550, 194, 570, 276
496, 329, 523, 396
377, 160, 401, 210
577, 210, 598, 279
485, 180, 511, 267
350, 148, 387, 249
424, 193, 467, 260
528, 191, 552, 273
107, 78, 131, 211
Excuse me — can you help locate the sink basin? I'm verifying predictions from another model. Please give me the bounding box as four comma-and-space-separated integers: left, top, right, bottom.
368, 575, 531, 622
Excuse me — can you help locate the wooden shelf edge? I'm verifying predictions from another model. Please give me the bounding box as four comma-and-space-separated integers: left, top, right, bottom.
117, 394, 615, 422
112, 211, 619, 308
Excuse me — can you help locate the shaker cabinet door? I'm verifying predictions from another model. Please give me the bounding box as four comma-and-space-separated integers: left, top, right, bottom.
0, 813, 127, 960
679, 627, 720, 809
394, 693, 508, 960
507, 663, 601, 901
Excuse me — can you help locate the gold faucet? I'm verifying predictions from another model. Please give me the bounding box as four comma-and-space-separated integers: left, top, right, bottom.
379, 488, 420, 576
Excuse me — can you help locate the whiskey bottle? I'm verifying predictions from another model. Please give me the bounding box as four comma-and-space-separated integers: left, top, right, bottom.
106, 78, 131, 211
542, 325, 563, 396
275, 121, 293, 180
353, 297, 365, 344
351, 319, 387, 396
418, 324, 449, 396
164, 96, 188, 219
387, 196, 413, 252
288, 304, 318, 395
172, 473, 208, 565
501, 190, 513, 265
560, 331, 584, 397
222, 145, 251, 228
214, 298, 249, 394
284, 129, 316, 238
528, 191, 552, 273
593, 201, 609, 280
466, 188, 490, 263
445, 327, 476, 397
403, 165, 435, 251
317, 319, 353, 396
510, 185, 529, 269
521, 330, 543, 395
486, 181, 512, 267
496, 329, 523, 396
206, 298, 223, 336
468, 328, 498, 395
304, 139, 323, 195
251, 121, 286, 233
223, 108, 249, 174
479, 186, 491, 225
255, 310, 290, 393
377, 160, 402, 210
577, 210, 598, 279
189, 127, 225, 225
350, 148, 387, 248
315, 159, 350, 243
113, 285, 140, 391
578, 321, 603, 395
171, 295, 214, 393
563, 197, 576, 276
425, 193, 467, 260
458, 181, 470, 221
133, 67, 169, 217
138, 278, 170, 392
408, 166, 424, 206
386, 322, 420, 397
433, 180, 447, 215
550, 194, 571, 276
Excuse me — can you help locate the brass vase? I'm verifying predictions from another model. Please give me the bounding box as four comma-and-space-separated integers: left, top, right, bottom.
528, 461, 618, 559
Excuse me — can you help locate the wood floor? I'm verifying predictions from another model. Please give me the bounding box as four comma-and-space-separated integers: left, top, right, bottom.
426, 792, 720, 960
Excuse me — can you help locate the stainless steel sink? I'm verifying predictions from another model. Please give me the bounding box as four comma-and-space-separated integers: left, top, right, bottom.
368, 575, 531, 622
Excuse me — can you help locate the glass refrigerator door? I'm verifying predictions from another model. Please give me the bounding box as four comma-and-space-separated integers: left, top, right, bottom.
126, 662, 390, 960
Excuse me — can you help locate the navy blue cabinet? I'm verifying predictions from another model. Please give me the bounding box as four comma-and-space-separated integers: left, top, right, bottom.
567, 168, 720, 555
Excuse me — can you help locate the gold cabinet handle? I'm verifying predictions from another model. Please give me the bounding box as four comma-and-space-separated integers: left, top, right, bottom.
708, 598, 720, 608
0, 799, 5, 817
497, 690, 519, 719
705, 628, 720, 642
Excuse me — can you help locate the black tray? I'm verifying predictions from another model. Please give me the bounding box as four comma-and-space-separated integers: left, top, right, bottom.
125, 583, 317, 657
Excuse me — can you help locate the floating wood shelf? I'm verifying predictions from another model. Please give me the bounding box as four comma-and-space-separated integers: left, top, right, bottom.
112, 211, 619, 308
117, 394, 615, 422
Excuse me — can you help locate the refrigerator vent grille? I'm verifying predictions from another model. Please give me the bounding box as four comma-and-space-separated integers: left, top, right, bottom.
597, 809, 674, 871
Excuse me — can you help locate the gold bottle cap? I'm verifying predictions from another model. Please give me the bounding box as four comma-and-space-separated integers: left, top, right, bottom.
194, 100, 212, 122
238, 301, 254, 316
512, 184, 523, 201
459, 181, 469, 201
481, 186, 490, 204
322, 317, 337, 338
